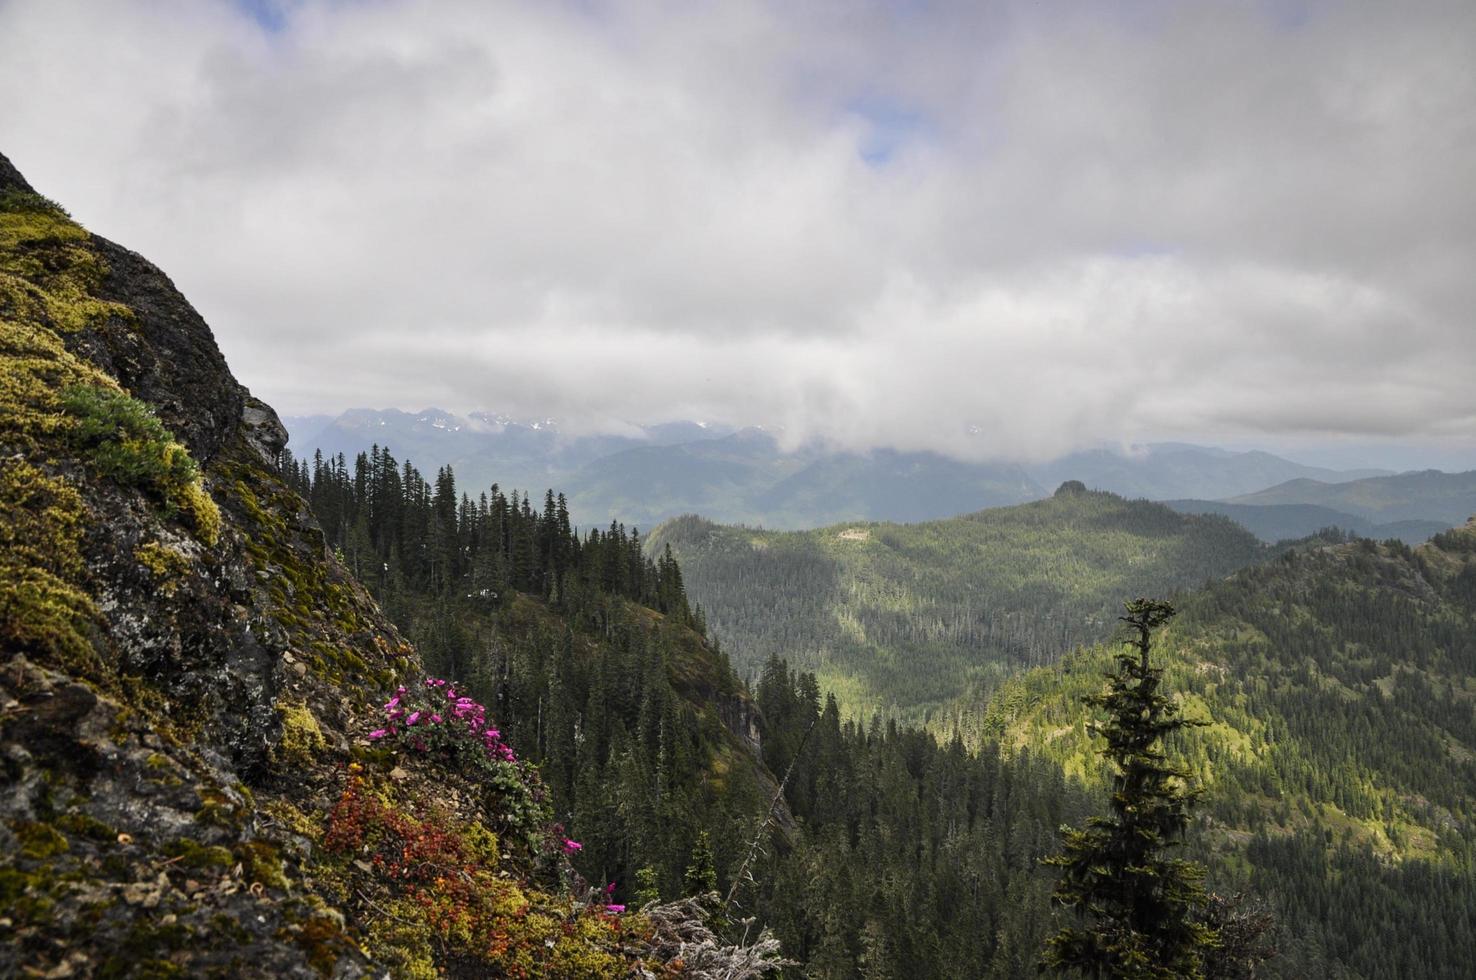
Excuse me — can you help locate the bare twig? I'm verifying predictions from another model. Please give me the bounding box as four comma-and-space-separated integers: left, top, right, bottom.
723, 715, 818, 911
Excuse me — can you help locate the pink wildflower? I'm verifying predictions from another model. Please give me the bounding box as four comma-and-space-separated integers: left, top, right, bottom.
368, 729, 389, 740
406, 711, 421, 726
606, 904, 625, 914
430, 714, 443, 724
562, 839, 582, 854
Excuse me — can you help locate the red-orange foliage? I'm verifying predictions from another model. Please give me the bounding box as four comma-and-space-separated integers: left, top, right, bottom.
324, 772, 644, 976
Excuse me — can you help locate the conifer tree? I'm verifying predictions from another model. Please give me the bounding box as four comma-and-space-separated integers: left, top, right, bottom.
634, 866, 662, 907
1042, 598, 1217, 979
684, 830, 718, 897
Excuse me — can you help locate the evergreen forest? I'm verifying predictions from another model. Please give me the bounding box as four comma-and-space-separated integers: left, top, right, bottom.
281, 444, 1476, 979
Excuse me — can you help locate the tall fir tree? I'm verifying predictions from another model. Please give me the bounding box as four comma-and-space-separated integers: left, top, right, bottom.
1042, 598, 1217, 979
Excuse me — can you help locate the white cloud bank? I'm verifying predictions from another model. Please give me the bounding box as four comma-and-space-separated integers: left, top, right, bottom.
2, 0, 1474, 462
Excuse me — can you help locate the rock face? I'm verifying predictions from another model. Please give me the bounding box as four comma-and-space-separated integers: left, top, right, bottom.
0, 153, 426, 976
0, 152, 33, 193
718, 695, 764, 759
0, 151, 784, 979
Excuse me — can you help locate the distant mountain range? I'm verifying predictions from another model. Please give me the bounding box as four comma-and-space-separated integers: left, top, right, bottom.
283, 409, 1046, 528
1162, 499, 1451, 544
283, 409, 1470, 537
1227, 469, 1476, 524
1028, 443, 1389, 500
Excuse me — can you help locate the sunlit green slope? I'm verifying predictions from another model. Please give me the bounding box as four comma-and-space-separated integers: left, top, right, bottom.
985, 523, 1476, 977
651, 483, 1269, 722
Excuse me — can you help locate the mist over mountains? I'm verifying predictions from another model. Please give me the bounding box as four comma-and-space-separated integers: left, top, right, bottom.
284, 408, 1465, 541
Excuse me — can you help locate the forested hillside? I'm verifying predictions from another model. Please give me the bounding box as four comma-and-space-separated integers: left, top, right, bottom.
276, 445, 1476, 979
746, 659, 1099, 979
277, 445, 780, 906
984, 523, 1476, 978
651, 484, 1269, 723
278, 448, 1130, 978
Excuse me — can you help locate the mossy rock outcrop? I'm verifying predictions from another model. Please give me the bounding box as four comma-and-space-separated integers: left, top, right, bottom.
0, 151, 698, 977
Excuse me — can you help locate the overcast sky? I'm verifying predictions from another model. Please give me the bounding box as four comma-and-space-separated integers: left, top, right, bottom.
2, 0, 1474, 465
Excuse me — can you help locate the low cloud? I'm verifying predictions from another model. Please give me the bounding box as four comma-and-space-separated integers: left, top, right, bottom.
2, 0, 1473, 462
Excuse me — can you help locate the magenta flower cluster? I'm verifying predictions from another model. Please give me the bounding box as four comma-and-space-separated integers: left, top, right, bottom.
368, 677, 518, 765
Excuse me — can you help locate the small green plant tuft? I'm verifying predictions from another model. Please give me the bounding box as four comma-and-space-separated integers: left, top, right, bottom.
60, 385, 221, 544
62, 384, 199, 487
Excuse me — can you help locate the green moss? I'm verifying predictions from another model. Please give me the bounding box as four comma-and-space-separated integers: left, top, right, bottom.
54, 810, 116, 842
237, 840, 290, 891
135, 539, 191, 581
163, 837, 234, 870
362, 906, 438, 980
139, 749, 184, 791
276, 702, 327, 763
176, 478, 221, 545
261, 798, 321, 843
0, 320, 113, 448
290, 913, 353, 977
208, 913, 252, 944
99, 959, 185, 980
14, 820, 69, 859
0, 458, 99, 671
194, 787, 241, 830
221, 462, 395, 694
0, 190, 132, 334
0, 864, 58, 921
0, 190, 81, 243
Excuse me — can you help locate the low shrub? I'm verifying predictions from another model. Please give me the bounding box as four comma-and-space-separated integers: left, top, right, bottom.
369, 678, 552, 855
